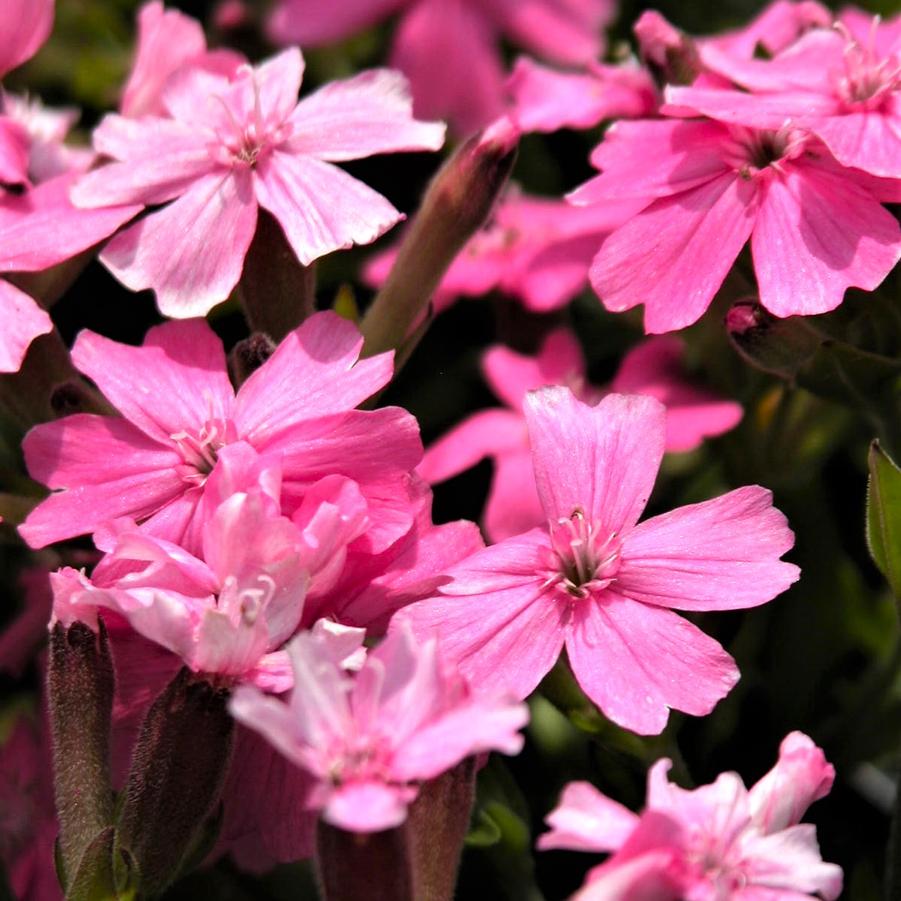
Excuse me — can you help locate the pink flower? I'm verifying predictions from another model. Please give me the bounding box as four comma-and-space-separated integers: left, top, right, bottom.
670, 13, 901, 179
20, 312, 423, 555
396, 387, 798, 735
507, 56, 657, 135
539, 732, 842, 901
571, 116, 901, 331
0, 0, 53, 80
71, 49, 445, 317
268, 0, 615, 134
0, 714, 60, 901
420, 329, 742, 541
365, 189, 640, 314
119, 1, 244, 119
0, 174, 141, 374
229, 622, 528, 832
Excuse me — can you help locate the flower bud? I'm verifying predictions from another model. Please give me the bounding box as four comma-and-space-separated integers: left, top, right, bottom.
116, 668, 234, 897
228, 332, 277, 386
634, 11, 701, 86
47, 620, 115, 887
316, 820, 415, 901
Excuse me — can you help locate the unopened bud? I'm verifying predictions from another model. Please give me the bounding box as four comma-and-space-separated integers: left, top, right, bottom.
316, 820, 415, 901
360, 117, 519, 360
405, 759, 477, 901
228, 332, 277, 386
47, 620, 115, 887
727, 300, 901, 404
634, 11, 701, 86
117, 668, 234, 897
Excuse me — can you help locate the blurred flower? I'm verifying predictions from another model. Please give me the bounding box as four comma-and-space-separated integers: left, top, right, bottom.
0, 713, 59, 901
396, 387, 798, 735
20, 312, 423, 555
420, 329, 742, 541
365, 188, 640, 314
72, 49, 445, 317
540, 732, 842, 901
230, 622, 527, 832
268, 0, 616, 134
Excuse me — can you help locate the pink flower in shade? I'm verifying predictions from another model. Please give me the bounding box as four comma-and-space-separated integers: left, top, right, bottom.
229, 622, 528, 832
119, 1, 244, 119
539, 732, 842, 901
667, 13, 901, 180
0, 568, 53, 678
420, 328, 743, 542
71, 49, 444, 317
365, 189, 641, 315
0, 0, 54, 187
507, 56, 657, 135
0, 714, 60, 901
20, 311, 423, 556
396, 387, 799, 735
570, 116, 901, 332
268, 0, 616, 135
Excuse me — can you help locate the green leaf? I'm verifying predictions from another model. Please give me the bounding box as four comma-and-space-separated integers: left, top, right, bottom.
866, 441, 901, 601
65, 828, 136, 901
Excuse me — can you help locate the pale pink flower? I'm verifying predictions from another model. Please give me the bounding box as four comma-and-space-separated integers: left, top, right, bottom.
0, 714, 60, 901
508, 56, 657, 135
0, 0, 54, 187
571, 116, 901, 331
119, 1, 244, 119
20, 312, 423, 555
540, 732, 842, 901
421, 329, 742, 542
365, 189, 640, 314
268, 0, 616, 134
71, 49, 445, 317
230, 622, 528, 832
669, 13, 901, 179
396, 387, 798, 735
48, 456, 366, 688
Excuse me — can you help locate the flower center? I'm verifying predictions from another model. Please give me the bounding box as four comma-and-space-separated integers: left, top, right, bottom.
171, 417, 231, 484
547, 508, 621, 599
724, 126, 807, 179
835, 20, 901, 109
327, 738, 392, 785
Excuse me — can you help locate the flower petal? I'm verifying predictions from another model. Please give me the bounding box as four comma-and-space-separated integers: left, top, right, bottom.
566, 592, 739, 734
254, 151, 401, 267
617, 486, 800, 612
524, 388, 665, 535
101, 170, 258, 317
0, 281, 51, 373
287, 69, 445, 162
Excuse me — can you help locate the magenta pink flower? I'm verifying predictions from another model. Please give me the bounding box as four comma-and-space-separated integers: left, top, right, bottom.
421, 329, 742, 542
120, 1, 243, 119
20, 312, 423, 555
268, 0, 615, 134
366, 189, 639, 314
71, 49, 445, 317
230, 623, 528, 832
0, 714, 60, 901
397, 386, 797, 735
508, 56, 657, 135
571, 116, 901, 331
540, 732, 842, 900
681, 13, 901, 179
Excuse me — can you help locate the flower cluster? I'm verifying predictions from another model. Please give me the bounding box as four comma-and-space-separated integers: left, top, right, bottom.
5, 0, 900, 898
